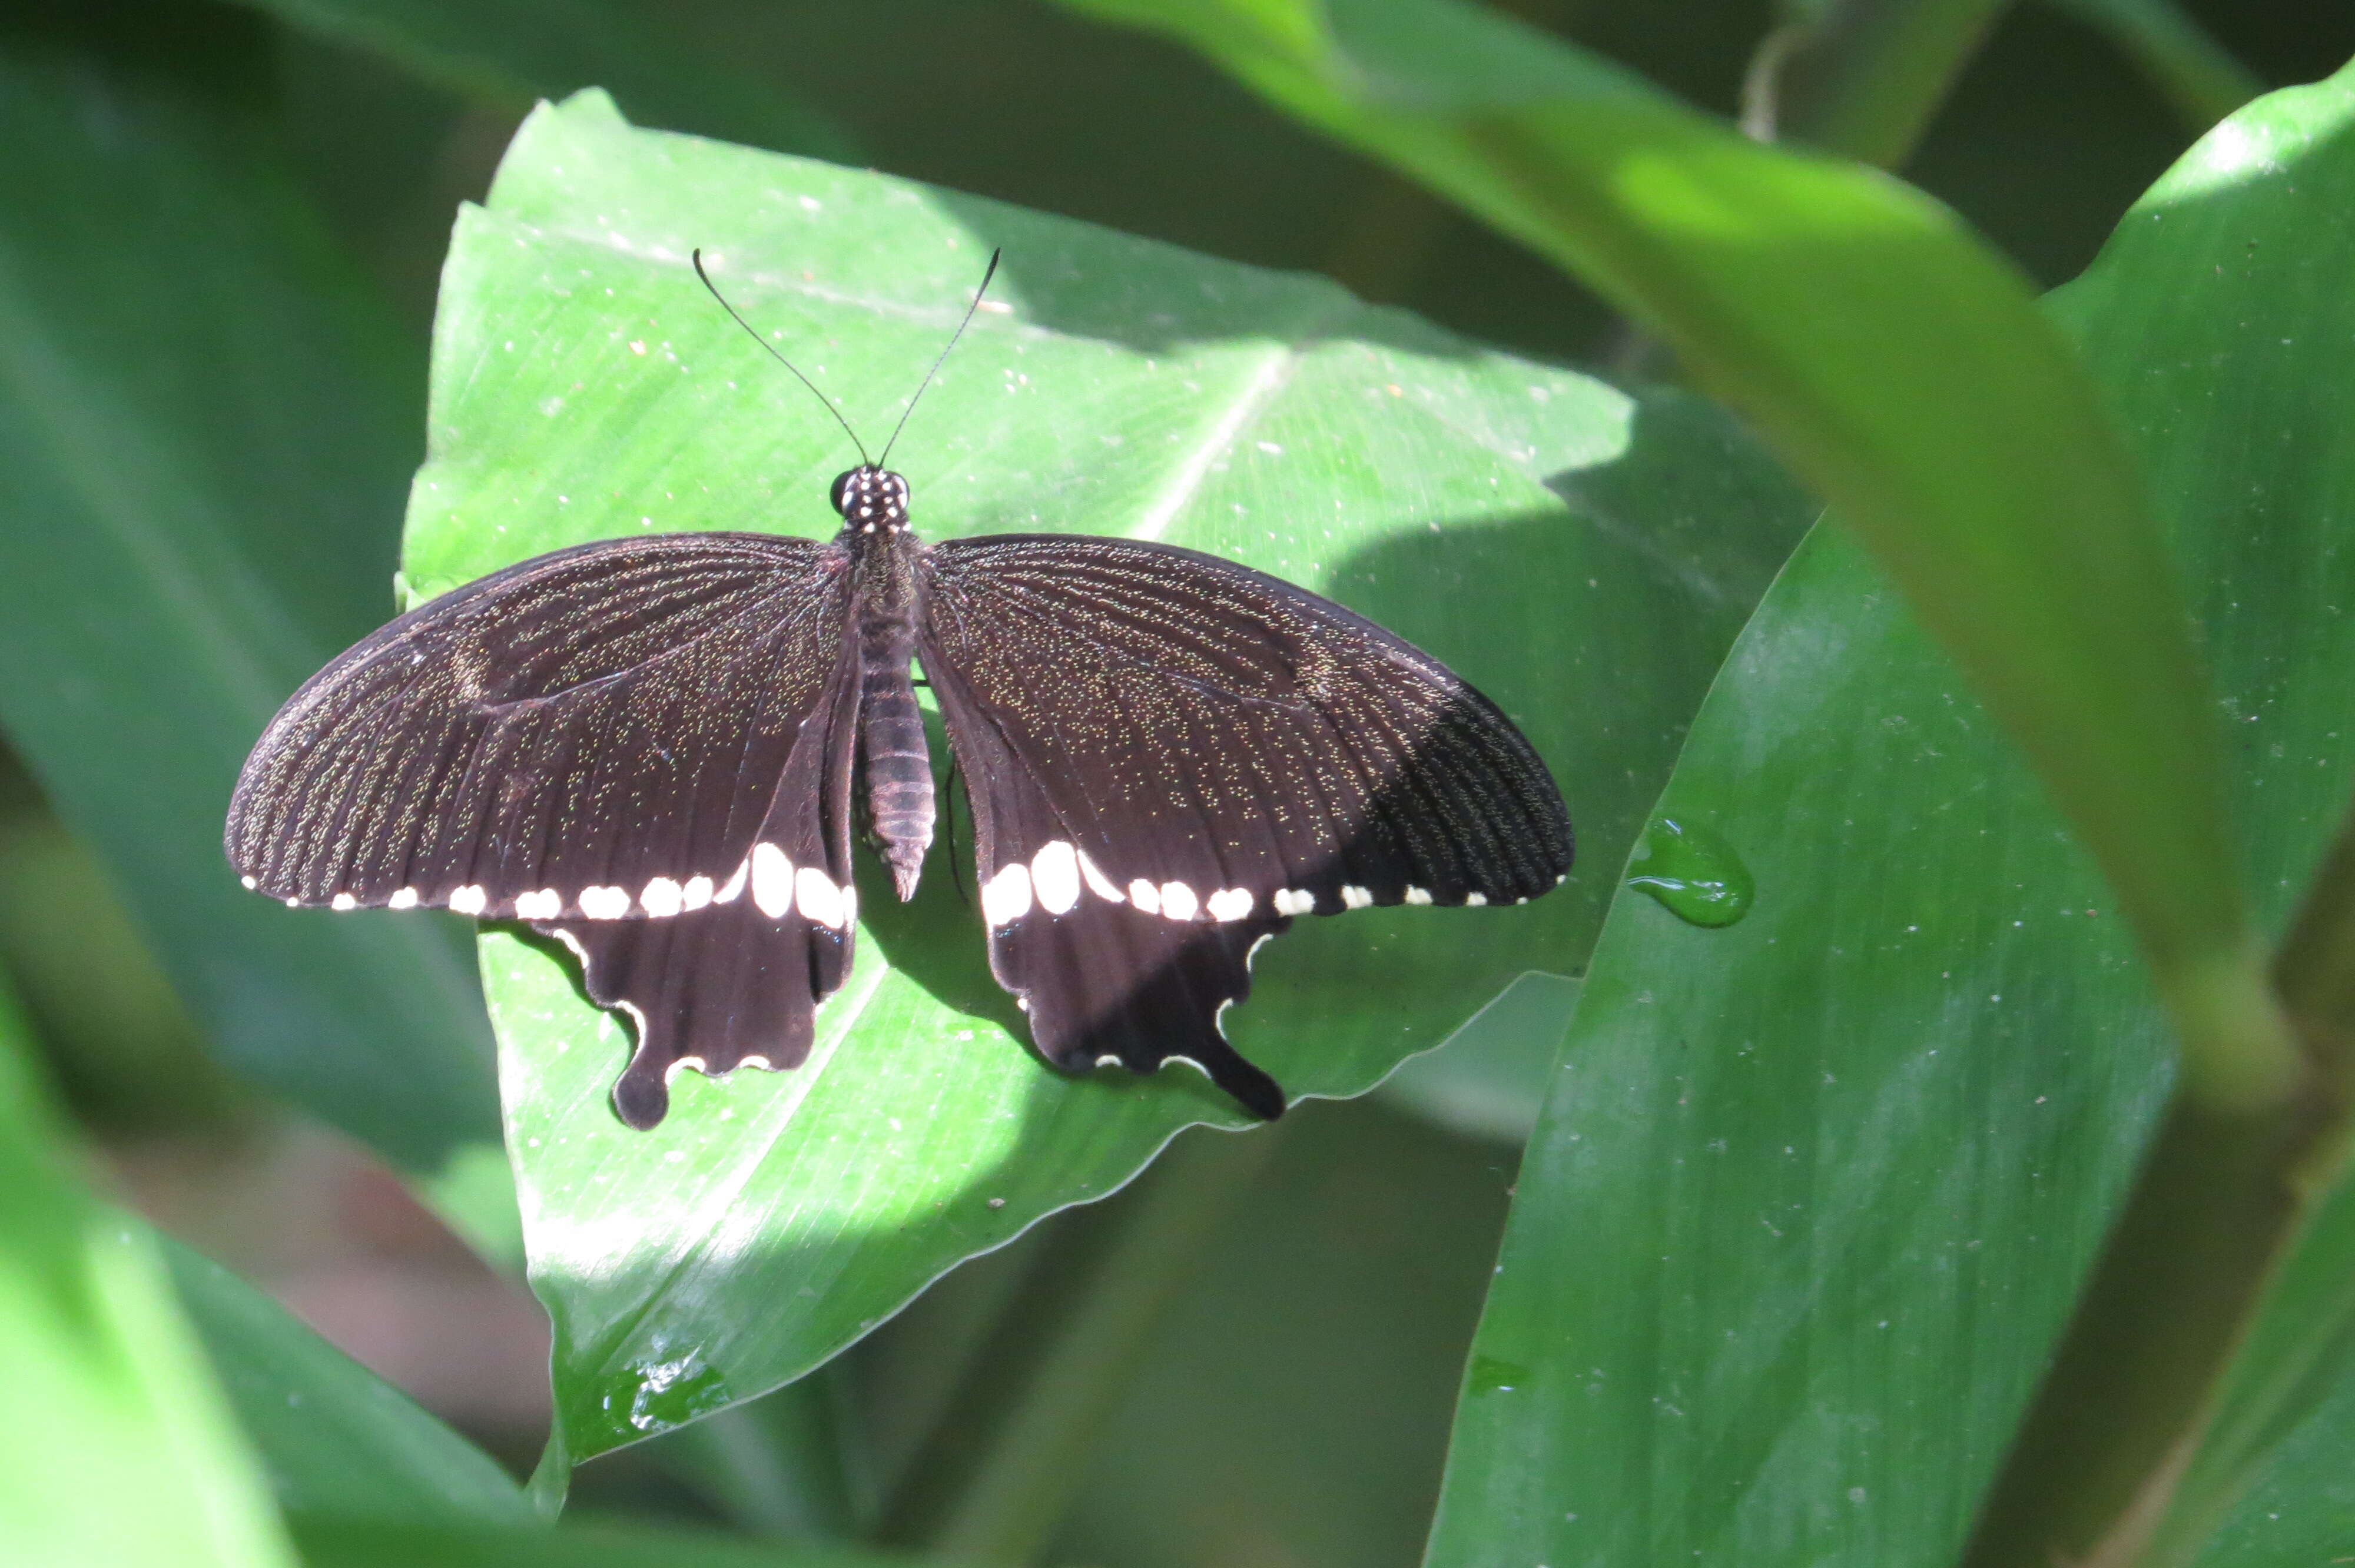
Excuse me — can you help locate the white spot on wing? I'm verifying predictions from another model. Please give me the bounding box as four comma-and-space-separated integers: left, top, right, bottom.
796, 865, 845, 928
448, 885, 487, 916
682, 875, 714, 911
1273, 888, 1315, 916
1159, 881, 1200, 921
1031, 841, 1082, 915
715, 856, 751, 905
389, 887, 419, 910
1076, 850, 1125, 902
1128, 878, 1161, 915
240, 875, 257, 891
515, 888, 561, 920
983, 862, 1033, 927
639, 876, 685, 917
1207, 886, 1254, 921
579, 885, 631, 919
330, 893, 357, 911
1405, 886, 1433, 905
841, 883, 858, 929
1465, 892, 1488, 907
1341, 885, 1373, 909
751, 842, 793, 918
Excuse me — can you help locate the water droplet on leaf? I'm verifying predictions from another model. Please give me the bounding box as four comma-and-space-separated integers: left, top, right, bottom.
596, 1347, 732, 1441
1627, 817, 1753, 928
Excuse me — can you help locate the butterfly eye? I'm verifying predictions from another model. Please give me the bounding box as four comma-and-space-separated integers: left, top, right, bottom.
829, 470, 861, 515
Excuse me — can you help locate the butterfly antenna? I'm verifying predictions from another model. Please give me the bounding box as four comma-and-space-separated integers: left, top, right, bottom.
692, 249, 871, 467
877, 248, 1000, 470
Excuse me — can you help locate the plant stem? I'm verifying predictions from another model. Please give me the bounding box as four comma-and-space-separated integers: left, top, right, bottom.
1744, 0, 2015, 168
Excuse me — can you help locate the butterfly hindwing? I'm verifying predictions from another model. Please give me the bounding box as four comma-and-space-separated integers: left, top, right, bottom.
918, 533, 1571, 1114
548, 634, 864, 1127
226, 530, 864, 1127
938, 689, 1291, 1117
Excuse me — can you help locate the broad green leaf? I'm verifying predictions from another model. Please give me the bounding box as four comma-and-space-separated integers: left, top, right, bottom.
419, 92, 1811, 1471
0, 976, 294, 1567
286, 1513, 917, 1567
1066, 0, 2289, 1114
2073, 71, 2355, 1566
0, 24, 508, 1220
1427, 65, 2355, 1568
232, 0, 852, 160
165, 1240, 533, 1528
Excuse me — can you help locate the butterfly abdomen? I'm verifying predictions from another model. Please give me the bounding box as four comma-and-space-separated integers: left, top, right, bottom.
852, 527, 934, 901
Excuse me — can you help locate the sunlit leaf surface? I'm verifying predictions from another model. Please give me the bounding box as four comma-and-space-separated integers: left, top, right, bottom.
1429, 64, 2355, 1568
419, 92, 1812, 1469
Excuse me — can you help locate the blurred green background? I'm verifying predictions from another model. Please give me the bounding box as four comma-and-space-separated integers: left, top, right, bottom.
3, 1, 2351, 1563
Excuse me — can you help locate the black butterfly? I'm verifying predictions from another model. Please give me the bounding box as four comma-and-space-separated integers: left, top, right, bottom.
224, 251, 1573, 1130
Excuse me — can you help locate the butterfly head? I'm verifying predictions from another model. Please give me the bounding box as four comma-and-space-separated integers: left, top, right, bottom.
831, 465, 911, 536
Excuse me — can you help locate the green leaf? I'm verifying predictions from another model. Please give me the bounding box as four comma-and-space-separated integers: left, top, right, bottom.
165, 1239, 534, 1528
1427, 64, 2355, 1568
233, 0, 852, 160
1065, 0, 2291, 1113
417, 91, 1812, 1471
0, 23, 507, 1208
285, 1513, 920, 1567
0, 975, 295, 1567
2067, 69, 2355, 1567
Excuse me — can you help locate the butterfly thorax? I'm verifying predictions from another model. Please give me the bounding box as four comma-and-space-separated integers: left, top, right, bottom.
835, 466, 934, 902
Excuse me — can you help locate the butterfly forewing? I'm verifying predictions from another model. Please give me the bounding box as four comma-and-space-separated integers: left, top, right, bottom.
917, 533, 1571, 1113
228, 532, 848, 913
225, 530, 868, 1128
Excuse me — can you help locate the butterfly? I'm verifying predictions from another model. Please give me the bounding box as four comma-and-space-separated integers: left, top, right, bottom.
224, 250, 1573, 1130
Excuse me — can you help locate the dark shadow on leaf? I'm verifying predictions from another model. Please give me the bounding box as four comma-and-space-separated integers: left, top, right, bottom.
852, 815, 1026, 1045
